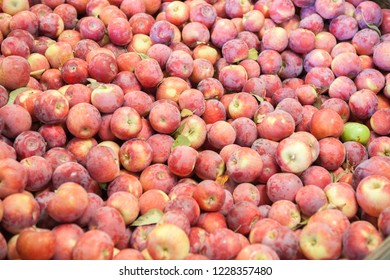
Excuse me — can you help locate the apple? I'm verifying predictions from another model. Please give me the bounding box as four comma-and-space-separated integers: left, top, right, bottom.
16, 227, 55, 260
308, 209, 350, 238
193, 180, 225, 212
324, 182, 358, 219
200, 228, 241, 260
269, 199, 301, 228
343, 220, 383, 260
232, 183, 260, 206
167, 145, 198, 178
20, 156, 53, 193
356, 175, 390, 217
378, 207, 390, 237
164, 195, 200, 226
105, 191, 139, 226
47, 182, 89, 224
0, 158, 28, 199
266, 172, 303, 202
296, 185, 328, 217
236, 244, 280, 260
138, 189, 169, 215
119, 139, 153, 173
88, 206, 126, 246
275, 136, 313, 174
226, 147, 263, 183
1, 192, 40, 234
72, 229, 114, 260
85, 145, 120, 183
51, 223, 85, 260
146, 223, 190, 260
299, 222, 342, 260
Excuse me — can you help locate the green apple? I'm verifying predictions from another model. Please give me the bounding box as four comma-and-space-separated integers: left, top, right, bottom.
341, 122, 370, 145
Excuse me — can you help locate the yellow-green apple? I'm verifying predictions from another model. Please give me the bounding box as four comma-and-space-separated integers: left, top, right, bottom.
2, 0, 29, 16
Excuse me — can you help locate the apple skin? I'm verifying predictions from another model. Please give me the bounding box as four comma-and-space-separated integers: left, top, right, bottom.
356, 175, 390, 218
342, 220, 383, 260
88, 206, 126, 246
266, 172, 303, 202
119, 139, 153, 173
146, 223, 190, 260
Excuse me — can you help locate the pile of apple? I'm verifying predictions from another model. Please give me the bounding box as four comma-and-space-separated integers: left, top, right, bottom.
1, 0, 390, 261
